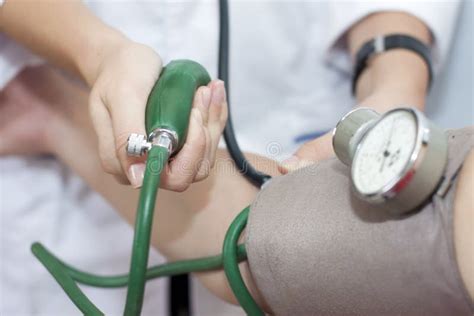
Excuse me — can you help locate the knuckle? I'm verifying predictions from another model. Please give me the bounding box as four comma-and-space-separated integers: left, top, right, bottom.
172, 182, 190, 193
98, 146, 121, 175
199, 159, 211, 176
100, 156, 119, 175
194, 169, 209, 182
193, 174, 205, 182
195, 156, 212, 181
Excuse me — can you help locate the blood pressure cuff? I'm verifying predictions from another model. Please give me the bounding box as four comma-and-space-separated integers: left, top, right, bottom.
246, 127, 473, 315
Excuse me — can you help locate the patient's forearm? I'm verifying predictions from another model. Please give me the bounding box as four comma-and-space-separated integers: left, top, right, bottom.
17, 67, 472, 312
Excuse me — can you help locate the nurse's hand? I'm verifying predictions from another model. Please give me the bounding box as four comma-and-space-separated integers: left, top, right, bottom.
149, 79, 228, 192
1, 63, 229, 191
0, 2, 228, 191
89, 41, 228, 190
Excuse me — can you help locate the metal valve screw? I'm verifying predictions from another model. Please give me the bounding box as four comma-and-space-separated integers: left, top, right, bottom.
127, 129, 178, 157
126, 133, 151, 157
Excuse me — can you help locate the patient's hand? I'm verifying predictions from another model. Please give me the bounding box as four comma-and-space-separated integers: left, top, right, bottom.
0, 67, 57, 156
279, 131, 334, 173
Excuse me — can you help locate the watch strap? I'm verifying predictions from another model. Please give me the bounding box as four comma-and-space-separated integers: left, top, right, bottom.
352, 34, 433, 95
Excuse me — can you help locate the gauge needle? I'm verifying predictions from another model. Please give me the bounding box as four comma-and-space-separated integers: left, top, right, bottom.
379, 119, 397, 173
380, 149, 390, 173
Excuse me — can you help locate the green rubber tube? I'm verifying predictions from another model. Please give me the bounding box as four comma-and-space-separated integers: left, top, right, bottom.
223, 206, 264, 316
30, 60, 263, 316
146, 60, 211, 151
125, 60, 211, 316
32, 242, 247, 288
124, 146, 169, 316
32, 206, 257, 316
31, 243, 104, 316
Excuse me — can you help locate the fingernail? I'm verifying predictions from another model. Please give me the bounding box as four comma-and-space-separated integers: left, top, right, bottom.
211, 81, 225, 105
280, 156, 313, 172
128, 163, 146, 188
201, 87, 211, 107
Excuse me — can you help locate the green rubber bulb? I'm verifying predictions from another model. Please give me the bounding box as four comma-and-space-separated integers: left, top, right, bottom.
145, 60, 211, 153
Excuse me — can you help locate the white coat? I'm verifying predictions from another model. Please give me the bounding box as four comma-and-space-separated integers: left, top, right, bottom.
0, 1, 460, 315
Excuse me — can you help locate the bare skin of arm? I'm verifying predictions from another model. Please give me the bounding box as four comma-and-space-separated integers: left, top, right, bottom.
1, 12, 471, 313
3, 64, 473, 312
350, 13, 474, 299
0, 0, 126, 84
281, 11, 431, 171
2, 66, 276, 310
348, 11, 431, 105
0, 1, 227, 190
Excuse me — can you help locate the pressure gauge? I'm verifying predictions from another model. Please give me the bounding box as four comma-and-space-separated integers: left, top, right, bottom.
333, 107, 448, 214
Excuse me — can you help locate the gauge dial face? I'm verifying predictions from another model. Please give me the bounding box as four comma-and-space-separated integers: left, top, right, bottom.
352, 110, 418, 196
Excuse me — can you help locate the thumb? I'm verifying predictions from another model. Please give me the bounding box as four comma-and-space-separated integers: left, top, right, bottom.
106, 88, 149, 188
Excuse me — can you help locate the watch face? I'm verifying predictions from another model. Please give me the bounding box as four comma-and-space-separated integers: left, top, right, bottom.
352, 110, 418, 196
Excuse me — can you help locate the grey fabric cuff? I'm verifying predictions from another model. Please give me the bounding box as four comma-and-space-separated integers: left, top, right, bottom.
246, 127, 473, 315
